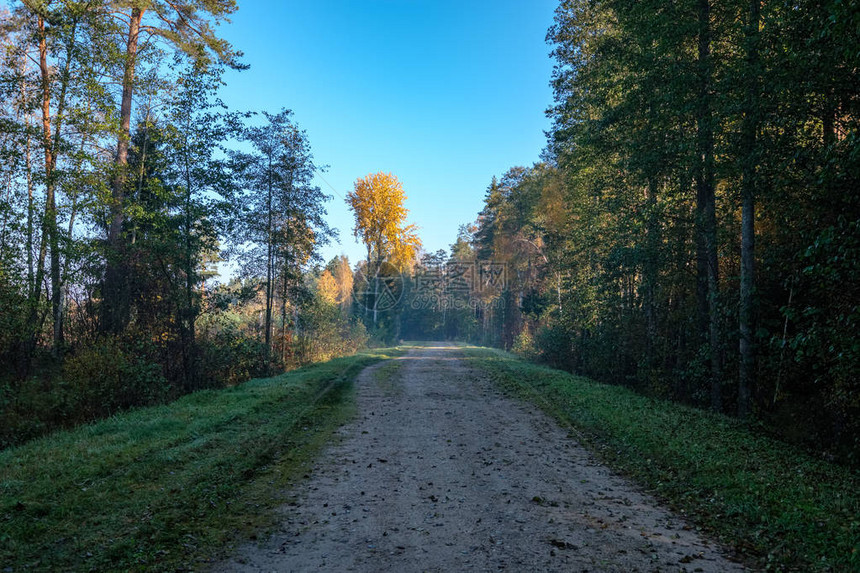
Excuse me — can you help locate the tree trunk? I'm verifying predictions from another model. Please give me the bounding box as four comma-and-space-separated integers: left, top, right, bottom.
738, 0, 760, 420
103, 7, 144, 335
364, 246, 371, 319
281, 277, 288, 364
264, 155, 273, 358
695, 0, 722, 412
282, 167, 293, 362
182, 140, 197, 390
25, 14, 56, 358
49, 14, 78, 356
373, 254, 380, 326
25, 116, 34, 302
643, 180, 659, 363
282, 267, 299, 362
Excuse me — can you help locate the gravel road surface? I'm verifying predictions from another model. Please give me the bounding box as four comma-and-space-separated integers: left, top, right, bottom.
213, 345, 745, 572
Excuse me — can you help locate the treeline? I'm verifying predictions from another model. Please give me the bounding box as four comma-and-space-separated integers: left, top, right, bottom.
421, 0, 859, 461
0, 2, 364, 448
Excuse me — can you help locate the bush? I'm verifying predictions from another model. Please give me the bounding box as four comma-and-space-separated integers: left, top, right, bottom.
199, 327, 269, 386
511, 328, 538, 360
534, 323, 576, 370
0, 373, 65, 447
297, 299, 369, 364
61, 340, 169, 423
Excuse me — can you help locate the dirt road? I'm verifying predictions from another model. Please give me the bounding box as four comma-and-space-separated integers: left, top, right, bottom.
213, 345, 745, 572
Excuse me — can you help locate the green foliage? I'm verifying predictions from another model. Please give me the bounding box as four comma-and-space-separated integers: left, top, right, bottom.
457, 0, 860, 460
198, 326, 269, 386
0, 339, 170, 448
464, 347, 860, 571
0, 264, 371, 449
532, 322, 576, 371
0, 266, 26, 365
0, 377, 61, 449
61, 339, 170, 422
511, 329, 538, 360
775, 217, 860, 461
0, 42, 355, 446
228, 109, 334, 366
296, 293, 369, 364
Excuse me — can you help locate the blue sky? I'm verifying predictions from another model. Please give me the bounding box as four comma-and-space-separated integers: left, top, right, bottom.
217, 0, 557, 266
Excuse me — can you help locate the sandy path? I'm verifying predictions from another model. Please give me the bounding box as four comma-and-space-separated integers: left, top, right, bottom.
213, 345, 745, 572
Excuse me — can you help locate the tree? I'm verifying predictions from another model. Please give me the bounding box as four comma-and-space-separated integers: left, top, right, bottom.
737, 0, 761, 419
0, 0, 379, 446
346, 171, 420, 326
2, 1, 116, 364
326, 254, 354, 312
232, 109, 333, 364
114, 62, 231, 391
10, 1, 87, 357
317, 270, 338, 305
156, 60, 234, 389
694, 0, 722, 412
102, 0, 243, 335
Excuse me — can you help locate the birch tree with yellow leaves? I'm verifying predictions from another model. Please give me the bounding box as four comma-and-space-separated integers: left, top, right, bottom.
346, 172, 420, 326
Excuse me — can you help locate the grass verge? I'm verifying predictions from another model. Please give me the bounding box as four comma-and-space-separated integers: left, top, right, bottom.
461, 346, 860, 572
0, 347, 404, 572
371, 359, 405, 397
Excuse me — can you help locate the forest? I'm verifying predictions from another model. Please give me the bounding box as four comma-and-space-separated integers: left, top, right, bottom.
0, 1, 368, 447
402, 0, 860, 463
1, 0, 859, 471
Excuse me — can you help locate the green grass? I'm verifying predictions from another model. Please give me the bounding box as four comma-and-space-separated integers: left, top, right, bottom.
461, 346, 860, 572
371, 359, 405, 396
0, 347, 404, 572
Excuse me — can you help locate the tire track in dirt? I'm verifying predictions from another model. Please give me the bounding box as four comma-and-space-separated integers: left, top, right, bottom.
213, 345, 746, 572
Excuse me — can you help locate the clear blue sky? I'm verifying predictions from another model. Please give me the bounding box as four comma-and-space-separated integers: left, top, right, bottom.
217, 0, 557, 266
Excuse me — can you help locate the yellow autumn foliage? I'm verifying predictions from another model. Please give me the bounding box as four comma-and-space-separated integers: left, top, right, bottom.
317, 270, 339, 305
346, 172, 421, 270
332, 255, 354, 309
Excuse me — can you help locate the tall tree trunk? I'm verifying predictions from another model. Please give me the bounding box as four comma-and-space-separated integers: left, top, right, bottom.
285, 169, 299, 359
373, 254, 380, 326
24, 14, 56, 358
182, 141, 197, 390
281, 273, 288, 364
695, 0, 722, 412
264, 156, 273, 357
49, 14, 78, 355
25, 117, 35, 300
364, 245, 371, 319
643, 180, 659, 363
103, 7, 144, 334
738, 0, 761, 419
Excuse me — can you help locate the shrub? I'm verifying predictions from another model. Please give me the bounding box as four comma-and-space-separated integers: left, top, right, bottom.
511, 328, 538, 360
61, 340, 169, 423
534, 323, 576, 371
297, 300, 369, 364
199, 328, 269, 386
